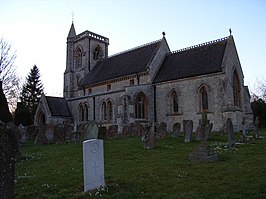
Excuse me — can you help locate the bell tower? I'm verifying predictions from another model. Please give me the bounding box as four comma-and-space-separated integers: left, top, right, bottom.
63, 23, 109, 99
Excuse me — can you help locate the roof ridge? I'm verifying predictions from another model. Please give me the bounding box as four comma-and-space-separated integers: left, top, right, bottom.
109, 38, 162, 58
171, 36, 229, 54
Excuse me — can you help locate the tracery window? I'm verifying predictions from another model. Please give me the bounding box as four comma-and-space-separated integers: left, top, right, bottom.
200, 86, 208, 112
75, 47, 83, 69
107, 100, 113, 122
170, 90, 179, 113
233, 70, 241, 108
135, 92, 147, 119
102, 101, 107, 121
93, 46, 103, 60
79, 103, 84, 122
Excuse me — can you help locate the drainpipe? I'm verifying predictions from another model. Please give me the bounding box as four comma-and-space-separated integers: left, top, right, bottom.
93, 96, 96, 120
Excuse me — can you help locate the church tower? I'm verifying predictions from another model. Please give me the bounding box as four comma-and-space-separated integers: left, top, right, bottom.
64, 23, 109, 99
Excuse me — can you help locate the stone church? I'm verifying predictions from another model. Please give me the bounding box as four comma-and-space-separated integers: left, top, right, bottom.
34, 23, 254, 133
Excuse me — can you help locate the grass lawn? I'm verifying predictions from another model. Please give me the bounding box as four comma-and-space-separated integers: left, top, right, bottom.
15, 131, 266, 199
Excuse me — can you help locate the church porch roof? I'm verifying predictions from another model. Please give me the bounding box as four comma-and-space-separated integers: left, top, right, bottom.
46, 96, 72, 117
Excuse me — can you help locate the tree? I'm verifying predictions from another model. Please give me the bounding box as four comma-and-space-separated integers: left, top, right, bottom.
0, 81, 13, 123
20, 65, 43, 124
251, 97, 266, 128
0, 38, 20, 111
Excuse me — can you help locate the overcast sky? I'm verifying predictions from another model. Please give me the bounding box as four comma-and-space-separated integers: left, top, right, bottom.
1, 0, 265, 96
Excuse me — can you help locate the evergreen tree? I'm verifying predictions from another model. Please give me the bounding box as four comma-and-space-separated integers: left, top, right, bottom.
20, 65, 43, 124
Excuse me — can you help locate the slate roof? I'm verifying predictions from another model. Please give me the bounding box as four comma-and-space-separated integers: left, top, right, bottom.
46, 96, 72, 117
153, 37, 229, 83
80, 40, 162, 86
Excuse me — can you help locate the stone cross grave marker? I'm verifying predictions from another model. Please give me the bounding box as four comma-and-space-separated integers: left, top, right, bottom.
226, 118, 235, 148
83, 139, 105, 191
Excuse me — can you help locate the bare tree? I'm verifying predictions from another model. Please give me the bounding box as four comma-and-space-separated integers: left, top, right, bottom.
0, 37, 20, 111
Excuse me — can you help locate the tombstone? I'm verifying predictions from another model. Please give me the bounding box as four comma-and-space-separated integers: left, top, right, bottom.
122, 125, 132, 138
44, 124, 55, 142
143, 123, 156, 149
131, 123, 144, 137
183, 120, 193, 143
18, 124, 28, 143
226, 118, 235, 148
254, 116, 259, 139
240, 117, 247, 143
205, 122, 213, 140
98, 127, 107, 140
27, 125, 38, 140
0, 122, 20, 199
189, 112, 218, 162
35, 125, 48, 145
83, 139, 105, 191
106, 125, 118, 139
156, 122, 168, 139
195, 120, 203, 141
84, 121, 99, 140
54, 124, 66, 143
172, 123, 181, 138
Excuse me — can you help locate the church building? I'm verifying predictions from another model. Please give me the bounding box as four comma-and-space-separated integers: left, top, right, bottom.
35, 23, 254, 133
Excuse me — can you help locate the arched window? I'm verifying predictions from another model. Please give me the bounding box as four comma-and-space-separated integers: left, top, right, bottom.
233, 70, 241, 108
84, 104, 89, 121
170, 90, 179, 113
79, 104, 84, 122
107, 100, 113, 122
75, 47, 83, 69
93, 46, 103, 60
102, 101, 107, 121
135, 92, 147, 119
200, 86, 208, 112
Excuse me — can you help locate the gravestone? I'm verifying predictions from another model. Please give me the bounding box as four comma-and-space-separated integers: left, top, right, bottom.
84, 121, 99, 140
254, 116, 259, 139
98, 127, 107, 140
156, 122, 167, 139
122, 125, 132, 138
143, 123, 156, 149
205, 122, 213, 140
0, 122, 20, 199
54, 124, 66, 143
195, 120, 203, 141
35, 125, 48, 145
18, 124, 28, 143
189, 112, 218, 162
106, 125, 118, 139
226, 118, 235, 148
44, 124, 55, 142
183, 120, 193, 143
131, 123, 144, 137
172, 123, 181, 138
83, 139, 105, 191
240, 117, 247, 143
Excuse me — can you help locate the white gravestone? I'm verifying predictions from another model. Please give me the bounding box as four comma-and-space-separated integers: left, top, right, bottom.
83, 139, 105, 191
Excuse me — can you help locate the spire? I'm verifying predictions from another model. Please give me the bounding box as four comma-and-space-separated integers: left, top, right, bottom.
67, 22, 76, 39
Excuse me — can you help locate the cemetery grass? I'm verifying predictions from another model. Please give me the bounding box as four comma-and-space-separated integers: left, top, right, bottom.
15, 131, 266, 199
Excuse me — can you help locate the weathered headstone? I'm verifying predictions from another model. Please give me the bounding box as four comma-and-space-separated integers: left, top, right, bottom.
131, 123, 144, 137
35, 125, 48, 145
183, 120, 193, 143
54, 124, 66, 143
83, 139, 105, 191
84, 121, 99, 140
172, 123, 181, 138
98, 127, 107, 140
156, 122, 167, 139
122, 125, 132, 138
226, 118, 235, 148
143, 123, 156, 149
195, 119, 203, 141
18, 124, 28, 143
106, 125, 118, 139
240, 117, 247, 143
44, 124, 55, 142
205, 122, 213, 140
189, 112, 218, 162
